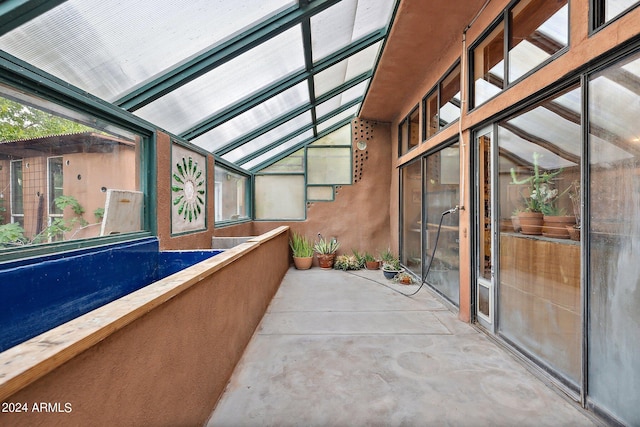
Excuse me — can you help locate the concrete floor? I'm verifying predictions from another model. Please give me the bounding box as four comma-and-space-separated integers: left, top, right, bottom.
207, 268, 598, 427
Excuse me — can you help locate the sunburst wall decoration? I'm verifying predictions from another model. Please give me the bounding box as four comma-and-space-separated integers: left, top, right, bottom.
171, 143, 206, 234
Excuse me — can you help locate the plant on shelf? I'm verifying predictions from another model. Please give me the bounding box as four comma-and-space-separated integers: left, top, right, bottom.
333, 254, 362, 271
290, 231, 314, 270
314, 234, 340, 269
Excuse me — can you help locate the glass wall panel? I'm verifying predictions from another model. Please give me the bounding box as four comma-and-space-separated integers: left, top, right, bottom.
424, 145, 460, 305
307, 186, 334, 201
260, 149, 305, 173
307, 147, 351, 185
497, 85, 582, 385
214, 166, 249, 223
588, 52, 640, 426
472, 21, 505, 107
312, 124, 351, 146
254, 174, 305, 219
401, 160, 422, 276
595, 0, 640, 25
399, 106, 419, 155
0, 84, 143, 249
508, 0, 568, 83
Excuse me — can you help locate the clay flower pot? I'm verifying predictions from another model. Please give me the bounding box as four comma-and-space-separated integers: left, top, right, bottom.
365, 260, 381, 270
293, 256, 313, 270
317, 253, 336, 269
542, 215, 576, 239
518, 211, 544, 235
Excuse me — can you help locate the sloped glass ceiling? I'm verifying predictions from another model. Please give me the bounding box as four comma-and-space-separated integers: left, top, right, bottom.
0, 0, 397, 172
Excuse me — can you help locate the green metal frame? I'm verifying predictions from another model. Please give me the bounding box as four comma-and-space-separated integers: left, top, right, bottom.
0, 52, 157, 262
0, 0, 67, 36
115, 0, 342, 111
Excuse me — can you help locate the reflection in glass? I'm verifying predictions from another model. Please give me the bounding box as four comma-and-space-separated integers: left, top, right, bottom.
424, 145, 460, 305
603, 0, 639, 22
472, 21, 505, 107
497, 84, 582, 385
588, 52, 640, 427
214, 166, 249, 223
424, 91, 438, 140
401, 160, 422, 277
508, 0, 568, 82
439, 63, 461, 127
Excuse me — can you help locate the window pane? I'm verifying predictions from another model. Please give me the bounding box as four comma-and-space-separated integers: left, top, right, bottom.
498, 85, 582, 385
509, 0, 568, 82
473, 22, 505, 107
0, 85, 143, 248
401, 160, 422, 277
254, 174, 305, 219
424, 145, 460, 305
424, 91, 438, 140
408, 108, 420, 150
241, 129, 314, 171
260, 149, 305, 173
588, 51, 640, 426
307, 186, 334, 201
313, 42, 381, 97
307, 147, 351, 185
311, 124, 351, 146
439, 64, 461, 127
604, 0, 640, 22
316, 104, 359, 133
214, 166, 249, 222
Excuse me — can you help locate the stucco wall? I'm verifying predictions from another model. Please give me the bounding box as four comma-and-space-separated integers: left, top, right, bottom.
0, 227, 290, 427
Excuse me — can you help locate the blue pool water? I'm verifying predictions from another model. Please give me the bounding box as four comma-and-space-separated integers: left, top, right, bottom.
0, 238, 221, 352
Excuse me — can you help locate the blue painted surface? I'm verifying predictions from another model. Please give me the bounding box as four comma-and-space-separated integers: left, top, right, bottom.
0, 238, 221, 352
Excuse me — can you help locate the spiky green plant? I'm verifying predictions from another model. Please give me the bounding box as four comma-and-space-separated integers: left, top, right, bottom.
314, 235, 340, 254
289, 232, 314, 257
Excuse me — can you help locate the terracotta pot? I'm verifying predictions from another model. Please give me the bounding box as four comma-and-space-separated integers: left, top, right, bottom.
365, 260, 380, 270
317, 253, 335, 269
293, 256, 313, 270
542, 215, 576, 239
511, 216, 521, 232
566, 225, 581, 241
518, 212, 544, 235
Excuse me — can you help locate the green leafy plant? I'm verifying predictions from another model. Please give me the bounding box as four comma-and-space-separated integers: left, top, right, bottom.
380, 248, 396, 263
333, 254, 362, 271
94, 207, 105, 222
351, 249, 366, 269
382, 257, 401, 271
289, 232, 314, 258
0, 222, 26, 246
55, 195, 85, 217
394, 271, 415, 284
314, 235, 340, 255
510, 152, 564, 214
363, 252, 377, 262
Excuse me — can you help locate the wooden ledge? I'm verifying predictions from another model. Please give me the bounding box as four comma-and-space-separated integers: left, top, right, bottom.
0, 226, 289, 402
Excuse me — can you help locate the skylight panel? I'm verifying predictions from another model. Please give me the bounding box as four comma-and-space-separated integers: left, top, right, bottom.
0, 0, 296, 102
242, 130, 314, 171
313, 42, 381, 96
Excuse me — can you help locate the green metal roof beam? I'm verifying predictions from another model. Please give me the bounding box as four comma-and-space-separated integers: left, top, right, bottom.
179, 29, 385, 141
0, 0, 67, 36
115, 0, 341, 112
235, 97, 361, 165
248, 117, 353, 173
214, 71, 372, 156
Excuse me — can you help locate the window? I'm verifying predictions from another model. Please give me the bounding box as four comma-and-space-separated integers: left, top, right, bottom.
423, 62, 461, 140
398, 106, 419, 155
0, 84, 144, 251
214, 165, 249, 223
592, 0, 640, 29
508, 0, 568, 82
472, 21, 505, 108
471, 0, 569, 108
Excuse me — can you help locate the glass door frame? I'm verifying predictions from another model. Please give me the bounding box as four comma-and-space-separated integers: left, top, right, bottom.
473, 125, 497, 333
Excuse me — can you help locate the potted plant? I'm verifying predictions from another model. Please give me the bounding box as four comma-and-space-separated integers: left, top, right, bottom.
289, 231, 314, 270
333, 254, 361, 271
510, 152, 562, 235
382, 256, 402, 280
363, 252, 380, 270
567, 180, 581, 241
314, 234, 340, 269
394, 271, 415, 285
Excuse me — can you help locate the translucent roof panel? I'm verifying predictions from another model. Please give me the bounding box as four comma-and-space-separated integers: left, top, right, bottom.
317, 104, 360, 133
0, 0, 296, 102
135, 26, 306, 134
191, 81, 310, 152
315, 80, 369, 118
311, 0, 394, 62
241, 130, 315, 171
314, 42, 381, 97
222, 111, 312, 163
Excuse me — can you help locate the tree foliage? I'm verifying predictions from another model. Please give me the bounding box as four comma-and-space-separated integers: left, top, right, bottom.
0, 97, 92, 142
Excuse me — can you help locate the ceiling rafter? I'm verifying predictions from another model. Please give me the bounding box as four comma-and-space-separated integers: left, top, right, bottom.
179, 29, 385, 141
115, 0, 341, 112
0, 0, 66, 36
236, 98, 362, 167
246, 116, 354, 173
214, 71, 372, 156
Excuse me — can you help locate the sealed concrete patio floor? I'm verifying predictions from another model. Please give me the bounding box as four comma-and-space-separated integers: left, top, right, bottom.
207, 267, 597, 427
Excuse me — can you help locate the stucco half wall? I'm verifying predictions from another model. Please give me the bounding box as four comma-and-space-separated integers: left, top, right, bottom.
0, 226, 290, 426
